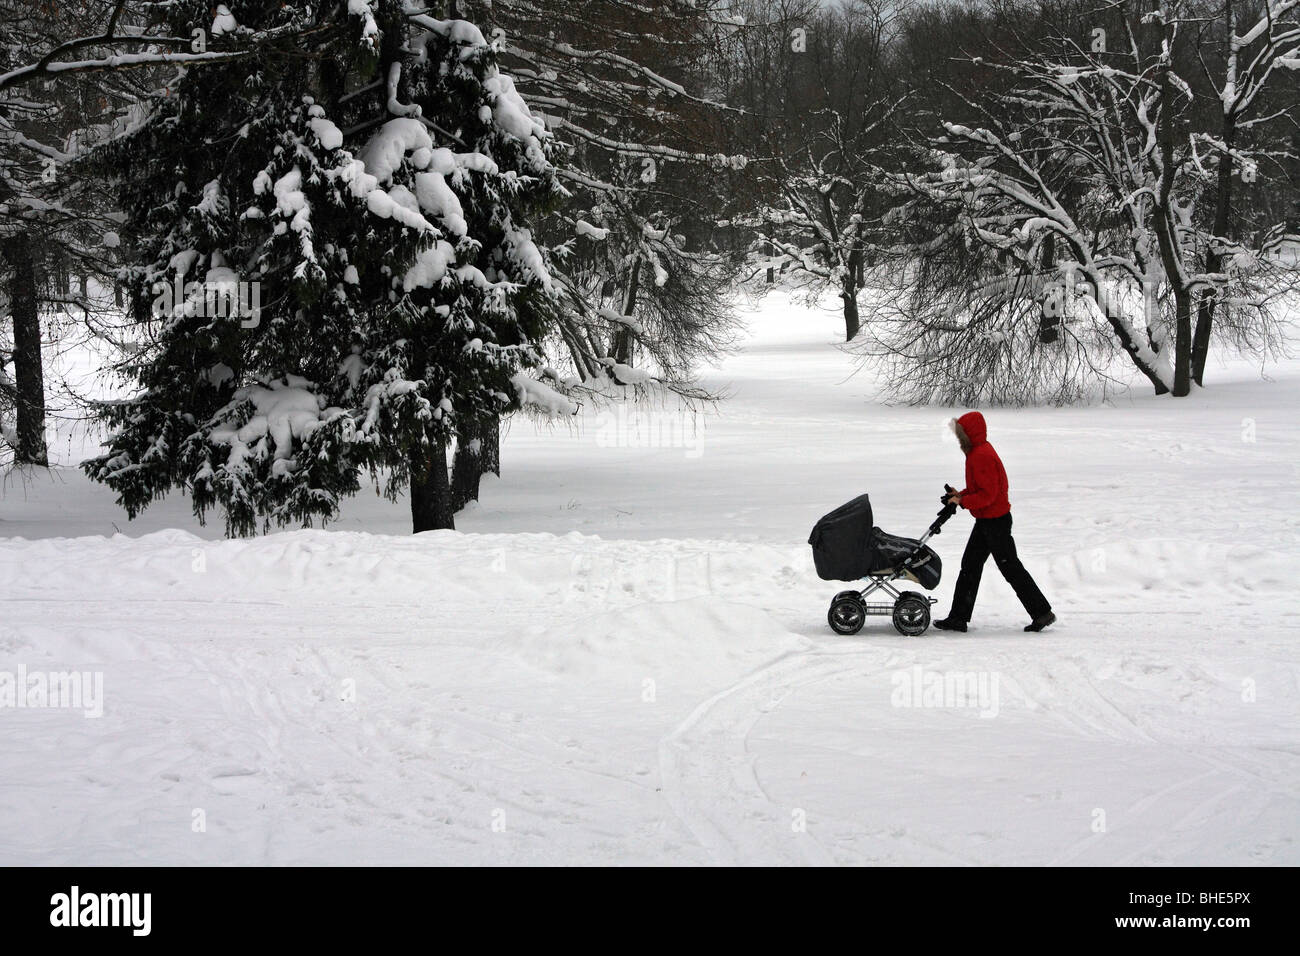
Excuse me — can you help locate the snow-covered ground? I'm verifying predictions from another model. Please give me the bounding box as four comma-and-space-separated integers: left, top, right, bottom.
2, 294, 1298, 864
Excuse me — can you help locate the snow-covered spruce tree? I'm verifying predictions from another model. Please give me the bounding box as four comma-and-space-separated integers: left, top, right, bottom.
83, 1, 562, 534
406, 0, 748, 508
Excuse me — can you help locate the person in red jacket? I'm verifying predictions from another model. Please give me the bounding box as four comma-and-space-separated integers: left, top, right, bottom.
934, 411, 1055, 633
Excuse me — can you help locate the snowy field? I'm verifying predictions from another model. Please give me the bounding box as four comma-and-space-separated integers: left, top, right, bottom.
2, 293, 1298, 865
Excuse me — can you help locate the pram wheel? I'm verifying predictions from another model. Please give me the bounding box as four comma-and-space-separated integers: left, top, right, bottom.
892, 592, 931, 636
828, 592, 866, 635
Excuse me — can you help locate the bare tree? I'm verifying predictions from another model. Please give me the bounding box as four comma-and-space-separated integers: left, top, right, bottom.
869, 0, 1298, 402
734, 0, 910, 341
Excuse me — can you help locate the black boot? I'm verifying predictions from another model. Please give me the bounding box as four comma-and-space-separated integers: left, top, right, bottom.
1024, 612, 1056, 632
933, 617, 967, 633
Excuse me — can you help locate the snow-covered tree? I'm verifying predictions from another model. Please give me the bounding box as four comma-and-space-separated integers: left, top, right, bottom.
720, 0, 912, 341
83, 1, 564, 534
1185, 0, 1300, 385
481, 0, 745, 395
2, 0, 282, 469
1, 0, 121, 466
752, 96, 906, 342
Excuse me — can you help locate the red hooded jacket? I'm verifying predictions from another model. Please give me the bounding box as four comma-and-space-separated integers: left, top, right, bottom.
955, 411, 1011, 519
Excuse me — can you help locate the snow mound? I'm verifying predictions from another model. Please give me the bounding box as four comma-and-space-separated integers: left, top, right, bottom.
1046, 538, 1300, 597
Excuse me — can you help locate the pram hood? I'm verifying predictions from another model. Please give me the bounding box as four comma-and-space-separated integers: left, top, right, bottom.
807, 494, 875, 582
808, 494, 943, 588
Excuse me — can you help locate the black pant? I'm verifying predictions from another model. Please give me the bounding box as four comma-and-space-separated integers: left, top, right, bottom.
949, 513, 1051, 623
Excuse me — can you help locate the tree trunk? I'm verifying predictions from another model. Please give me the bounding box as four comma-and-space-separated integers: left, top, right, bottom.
1153, 53, 1192, 397
1172, 290, 1192, 397
1192, 124, 1237, 386
611, 256, 641, 365
409, 434, 454, 532
481, 414, 500, 477
841, 285, 860, 341
846, 242, 866, 343
3, 233, 48, 465
1131, 346, 1171, 395
451, 414, 500, 511
1126, 279, 1171, 395
1038, 234, 1060, 343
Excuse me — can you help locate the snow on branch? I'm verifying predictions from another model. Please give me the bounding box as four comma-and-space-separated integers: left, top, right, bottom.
510, 373, 580, 417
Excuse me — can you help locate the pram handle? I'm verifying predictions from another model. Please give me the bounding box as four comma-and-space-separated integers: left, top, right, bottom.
893, 491, 959, 576
930, 486, 958, 534
926, 503, 957, 538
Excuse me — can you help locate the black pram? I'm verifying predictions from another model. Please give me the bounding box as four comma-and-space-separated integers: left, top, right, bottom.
808, 492, 957, 635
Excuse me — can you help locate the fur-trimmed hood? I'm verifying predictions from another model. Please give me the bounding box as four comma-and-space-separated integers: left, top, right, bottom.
950, 411, 987, 450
